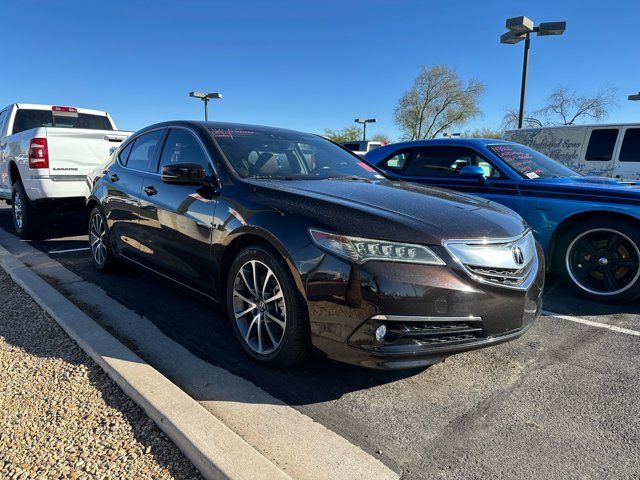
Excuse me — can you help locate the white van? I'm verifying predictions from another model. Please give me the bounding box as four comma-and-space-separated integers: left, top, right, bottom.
340, 141, 383, 156
503, 123, 640, 180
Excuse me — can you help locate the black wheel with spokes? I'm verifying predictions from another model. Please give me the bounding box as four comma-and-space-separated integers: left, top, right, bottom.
227, 245, 309, 367
559, 218, 640, 303
89, 206, 116, 272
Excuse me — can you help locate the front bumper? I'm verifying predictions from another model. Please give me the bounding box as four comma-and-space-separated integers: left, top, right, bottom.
296, 242, 545, 369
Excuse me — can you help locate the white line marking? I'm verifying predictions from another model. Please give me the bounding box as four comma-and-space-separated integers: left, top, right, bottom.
49, 247, 90, 254
543, 310, 640, 337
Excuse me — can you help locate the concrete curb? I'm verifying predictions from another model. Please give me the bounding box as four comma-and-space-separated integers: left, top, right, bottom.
0, 243, 292, 480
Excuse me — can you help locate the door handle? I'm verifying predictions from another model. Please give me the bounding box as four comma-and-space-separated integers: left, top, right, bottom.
144, 185, 157, 196
109, 173, 119, 182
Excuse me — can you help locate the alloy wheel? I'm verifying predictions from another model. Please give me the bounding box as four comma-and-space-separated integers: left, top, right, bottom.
13, 193, 23, 229
90, 212, 108, 267
566, 228, 640, 296
232, 260, 286, 355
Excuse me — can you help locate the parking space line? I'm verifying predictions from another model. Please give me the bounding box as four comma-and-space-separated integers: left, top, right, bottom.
543, 310, 640, 337
49, 247, 90, 254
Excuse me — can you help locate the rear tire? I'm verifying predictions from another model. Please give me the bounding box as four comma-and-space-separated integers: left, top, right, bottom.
88, 206, 116, 273
226, 245, 310, 367
11, 181, 40, 239
557, 218, 640, 303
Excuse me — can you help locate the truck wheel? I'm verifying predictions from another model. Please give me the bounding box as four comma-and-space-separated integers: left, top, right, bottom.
227, 245, 310, 367
89, 206, 116, 272
11, 181, 40, 239
558, 218, 640, 303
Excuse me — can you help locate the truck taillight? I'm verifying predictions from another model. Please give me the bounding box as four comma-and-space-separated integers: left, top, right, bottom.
28, 138, 49, 169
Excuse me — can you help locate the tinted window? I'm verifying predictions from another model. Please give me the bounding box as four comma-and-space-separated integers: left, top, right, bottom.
619, 129, 640, 162
382, 152, 408, 171
585, 129, 619, 161
118, 142, 133, 165
53, 113, 113, 131
342, 143, 362, 151
212, 127, 381, 180
12, 110, 54, 134
125, 130, 165, 172
158, 129, 211, 173
402, 147, 503, 178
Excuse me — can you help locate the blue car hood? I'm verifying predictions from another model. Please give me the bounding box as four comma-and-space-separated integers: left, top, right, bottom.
526, 176, 640, 194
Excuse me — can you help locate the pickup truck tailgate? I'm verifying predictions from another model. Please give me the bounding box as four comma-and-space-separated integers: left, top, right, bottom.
46, 128, 131, 179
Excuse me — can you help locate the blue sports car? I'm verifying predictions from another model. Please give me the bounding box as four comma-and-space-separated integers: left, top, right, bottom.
365, 138, 640, 303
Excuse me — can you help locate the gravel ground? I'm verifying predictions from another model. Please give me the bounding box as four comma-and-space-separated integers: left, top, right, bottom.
0, 269, 203, 480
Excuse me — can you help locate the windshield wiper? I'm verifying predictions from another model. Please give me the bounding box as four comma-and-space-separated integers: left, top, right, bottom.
247, 175, 294, 180
322, 176, 372, 182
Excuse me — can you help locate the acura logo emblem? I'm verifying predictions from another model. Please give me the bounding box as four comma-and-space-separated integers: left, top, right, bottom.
512, 246, 525, 266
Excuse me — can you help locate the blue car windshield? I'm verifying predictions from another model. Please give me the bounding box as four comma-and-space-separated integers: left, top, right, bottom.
488, 143, 580, 180
210, 127, 384, 180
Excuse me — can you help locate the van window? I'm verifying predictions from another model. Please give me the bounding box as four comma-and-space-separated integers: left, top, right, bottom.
342, 143, 362, 152
619, 129, 640, 162
585, 129, 619, 161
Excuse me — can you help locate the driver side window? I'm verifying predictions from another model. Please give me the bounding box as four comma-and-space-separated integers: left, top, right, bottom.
402, 147, 503, 178
158, 128, 212, 175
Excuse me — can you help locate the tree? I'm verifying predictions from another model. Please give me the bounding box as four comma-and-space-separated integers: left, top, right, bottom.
370, 133, 392, 144
503, 86, 618, 129
394, 65, 485, 140
461, 127, 503, 139
323, 126, 362, 143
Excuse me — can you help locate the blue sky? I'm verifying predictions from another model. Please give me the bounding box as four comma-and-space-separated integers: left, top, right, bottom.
1, 0, 638, 139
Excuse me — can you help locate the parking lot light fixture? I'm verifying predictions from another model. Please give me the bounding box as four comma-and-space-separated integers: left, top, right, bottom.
629, 92, 640, 101
501, 16, 567, 129
354, 118, 377, 142
189, 91, 223, 121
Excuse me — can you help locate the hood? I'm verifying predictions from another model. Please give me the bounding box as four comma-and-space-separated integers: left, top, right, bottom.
520, 176, 640, 203
250, 179, 528, 245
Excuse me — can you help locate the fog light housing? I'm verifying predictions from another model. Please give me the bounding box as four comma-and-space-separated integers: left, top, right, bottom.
375, 324, 387, 342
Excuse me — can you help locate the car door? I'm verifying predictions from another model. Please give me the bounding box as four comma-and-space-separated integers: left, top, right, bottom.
136, 127, 218, 292
379, 146, 522, 214
612, 126, 640, 180
102, 129, 165, 260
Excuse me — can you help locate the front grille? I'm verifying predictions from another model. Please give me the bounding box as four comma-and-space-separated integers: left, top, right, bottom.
443, 231, 537, 290
467, 265, 532, 287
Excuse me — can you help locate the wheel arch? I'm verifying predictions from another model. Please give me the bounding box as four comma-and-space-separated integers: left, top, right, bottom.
218, 227, 307, 302
8, 161, 20, 185
548, 209, 640, 271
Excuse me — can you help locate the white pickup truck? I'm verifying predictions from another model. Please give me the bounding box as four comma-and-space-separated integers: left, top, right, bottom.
0, 104, 132, 238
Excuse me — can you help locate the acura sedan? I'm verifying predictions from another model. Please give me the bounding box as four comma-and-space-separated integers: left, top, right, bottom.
86, 121, 544, 369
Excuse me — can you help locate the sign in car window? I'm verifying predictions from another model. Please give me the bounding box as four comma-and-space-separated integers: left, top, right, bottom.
488, 144, 578, 180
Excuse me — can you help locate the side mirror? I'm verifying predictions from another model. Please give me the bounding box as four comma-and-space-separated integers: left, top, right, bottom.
161, 163, 207, 186
459, 165, 488, 184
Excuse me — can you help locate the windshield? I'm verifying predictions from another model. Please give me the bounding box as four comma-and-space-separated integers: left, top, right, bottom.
488, 143, 580, 179
210, 127, 384, 180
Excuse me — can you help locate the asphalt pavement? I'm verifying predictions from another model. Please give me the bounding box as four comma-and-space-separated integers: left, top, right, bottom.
1, 204, 638, 479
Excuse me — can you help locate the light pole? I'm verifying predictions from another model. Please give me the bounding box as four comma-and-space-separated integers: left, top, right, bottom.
189, 91, 223, 121
501, 16, 566, 129
354, 118, 376, 142
629, 92, 640, 101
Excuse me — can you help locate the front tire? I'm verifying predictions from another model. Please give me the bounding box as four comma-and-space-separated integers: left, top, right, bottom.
226, 245, 309, 367
558, 218, 640, 303
89, 206, 116, 272
11, 181, 41, 239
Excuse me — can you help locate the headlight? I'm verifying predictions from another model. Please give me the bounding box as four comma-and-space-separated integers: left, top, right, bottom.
309, 229, 445, 265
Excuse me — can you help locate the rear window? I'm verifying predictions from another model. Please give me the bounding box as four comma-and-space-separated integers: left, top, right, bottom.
619, 129, 640, 162
585, 129, 619, 161
342, 143, 362, 151
11, 109, 113, 135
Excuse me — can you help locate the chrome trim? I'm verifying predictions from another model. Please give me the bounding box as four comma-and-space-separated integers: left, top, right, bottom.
371, 315, 482, 323
443, 230, 538, 290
